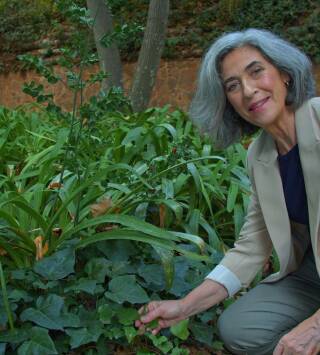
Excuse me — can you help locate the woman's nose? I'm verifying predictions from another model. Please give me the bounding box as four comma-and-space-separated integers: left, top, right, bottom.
242, 80, 257, 98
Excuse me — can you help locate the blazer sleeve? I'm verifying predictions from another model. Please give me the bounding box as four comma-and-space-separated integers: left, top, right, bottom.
219, 143, 273, 288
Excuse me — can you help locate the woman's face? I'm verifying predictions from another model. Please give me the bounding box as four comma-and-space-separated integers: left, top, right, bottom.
220, 46, 290, 129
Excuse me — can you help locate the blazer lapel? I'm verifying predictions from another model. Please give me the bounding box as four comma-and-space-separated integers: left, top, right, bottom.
252, 132, 293, 274
295, 100, 320, 265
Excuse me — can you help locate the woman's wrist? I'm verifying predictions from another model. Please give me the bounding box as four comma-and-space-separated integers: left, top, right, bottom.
179, 280, 228, 318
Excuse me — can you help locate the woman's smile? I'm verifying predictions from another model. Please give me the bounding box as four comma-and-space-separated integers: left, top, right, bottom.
248, 96, 270, 112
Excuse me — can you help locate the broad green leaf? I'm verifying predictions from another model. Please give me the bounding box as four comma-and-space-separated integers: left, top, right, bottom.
227, 182, 239, 212
187, 163, 201, 192
98, 304, 114, 324
84, 258, 111, 283
33, 247, 75, 280
116, 307, 139, 325
77, 229, 210, 262
105, 275, 149, 304
137, 263, 165, 287
20, 294, 64, 330
234, 203, 245, 238
121, 127, 145, 145
17, 326, 58, 355
124, 326, 138, 343
170, 319, 189, 340
66, 325, 103, 349
0, 328, 30, 344
160, 199, 183, 224
148, 334, 173, 354
64, 278, 101, 295
63, 214, 180, 244
188, 209, 200, 235
161, 178, 174, 199
158, 123, 177, 139
189, 321, 214, 347
152, 245, 174, 289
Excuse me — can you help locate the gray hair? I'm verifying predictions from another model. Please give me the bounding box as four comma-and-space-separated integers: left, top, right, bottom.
189, 28, 316, 148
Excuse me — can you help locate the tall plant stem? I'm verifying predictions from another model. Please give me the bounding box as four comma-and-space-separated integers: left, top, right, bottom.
49, 66, 84, 240
0, 261, 14, 331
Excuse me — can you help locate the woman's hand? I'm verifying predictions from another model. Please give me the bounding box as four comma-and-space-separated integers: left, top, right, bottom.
135, 300, 187, 335
273, 311, 320, 355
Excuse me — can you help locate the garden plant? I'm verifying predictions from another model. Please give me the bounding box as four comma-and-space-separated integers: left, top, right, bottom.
0, 1, 256, 354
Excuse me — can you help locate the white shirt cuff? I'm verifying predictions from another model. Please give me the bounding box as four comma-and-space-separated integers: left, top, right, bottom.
205, 264, 242, 297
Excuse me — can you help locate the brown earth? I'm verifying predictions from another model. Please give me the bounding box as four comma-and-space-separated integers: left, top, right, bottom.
0, 59, 320, 112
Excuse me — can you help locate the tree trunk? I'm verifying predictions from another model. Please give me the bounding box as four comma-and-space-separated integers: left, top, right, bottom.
130, 0, 170, 112
86, 0, 123, 91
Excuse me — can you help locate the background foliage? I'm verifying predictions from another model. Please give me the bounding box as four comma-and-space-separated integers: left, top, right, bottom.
0, 0, 320, 72
0, 99, 250, 353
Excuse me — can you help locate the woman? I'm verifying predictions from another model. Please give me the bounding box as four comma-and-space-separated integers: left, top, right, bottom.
135, 29, 320, 355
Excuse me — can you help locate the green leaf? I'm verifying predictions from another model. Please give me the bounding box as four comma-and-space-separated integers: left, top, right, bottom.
161, 178, 174, 199
124, 326, 138, 343
98, 304, 114, 325
64, 278, 102, 295
20, 294, 64, 330
234, 203, 245, 238
189, 321, 214, 347
64, 214, 181, 244
84, 258, 111, 283
187, 163, 201, 192
116, 307, 139, 325
17, 326, 58, 355
105, 275, 149, 304
152, 245, 174, 290
33, 248, 75, 280
137, 263, 165, 288
227, 182, 239, 212
170, 319, 189, 340
148, 334, 173, 354
0, 328, 29, 344
66, 325, 103, 349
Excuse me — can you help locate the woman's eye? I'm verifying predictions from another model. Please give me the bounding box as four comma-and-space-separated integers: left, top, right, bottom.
226, 83, 238, 92
252, 67, 263, 75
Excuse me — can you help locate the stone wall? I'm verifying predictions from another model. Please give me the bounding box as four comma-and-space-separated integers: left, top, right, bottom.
0, 58, 319, 111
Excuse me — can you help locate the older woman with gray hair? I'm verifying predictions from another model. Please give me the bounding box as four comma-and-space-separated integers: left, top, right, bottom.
136, 28, 320, 355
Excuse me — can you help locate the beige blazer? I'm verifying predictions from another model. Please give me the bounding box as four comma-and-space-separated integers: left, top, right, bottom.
220, 97, 320, 287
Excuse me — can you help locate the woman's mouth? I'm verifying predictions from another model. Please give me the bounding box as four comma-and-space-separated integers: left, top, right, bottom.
249, 97, 270, 112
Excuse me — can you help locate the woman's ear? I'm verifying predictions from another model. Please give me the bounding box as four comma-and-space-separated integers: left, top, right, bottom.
280, 71, 290, 86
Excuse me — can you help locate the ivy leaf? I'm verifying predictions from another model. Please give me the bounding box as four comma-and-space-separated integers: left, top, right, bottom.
66, 325, 103, 349
33, 248, 75, 280
138, 263, 165, 289
20, 294, 65, 330
98, 304, 114, 325
0, 327, 29, 343
170, 319, 189, 340
189, 321, 214, 347
148, 334, 173, 354
116, 307, 139, 325
64, 278, 102, 295
104, 275, 149, 304
124, 326, 138, 343
17, 327, 58, 355
84, 258, 111, 283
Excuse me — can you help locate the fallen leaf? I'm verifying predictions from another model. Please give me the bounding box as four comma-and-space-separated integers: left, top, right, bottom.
34, 235, 49, 261
91, 197, 113, 217
48, 182, 63, 189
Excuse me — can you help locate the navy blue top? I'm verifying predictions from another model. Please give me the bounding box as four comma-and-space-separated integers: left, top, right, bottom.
277, 144, 309, 225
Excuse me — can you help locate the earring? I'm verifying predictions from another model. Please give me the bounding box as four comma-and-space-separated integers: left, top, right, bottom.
284, 80, 290, 87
